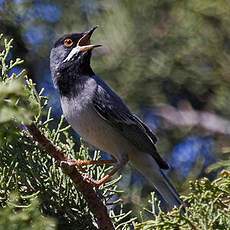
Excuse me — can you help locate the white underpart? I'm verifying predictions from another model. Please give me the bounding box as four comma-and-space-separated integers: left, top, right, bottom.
63, 46, 80, 63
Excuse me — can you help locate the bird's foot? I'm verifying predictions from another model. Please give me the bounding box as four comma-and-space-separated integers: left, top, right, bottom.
82, 164, 121, 188
76, 159, 117, 166
64, 158, 121, 187
82, 175, 110, 188
60, 160, 77, 174
65, 159, 87, 172
65, 159, 117, 173
82, 174, 101, 188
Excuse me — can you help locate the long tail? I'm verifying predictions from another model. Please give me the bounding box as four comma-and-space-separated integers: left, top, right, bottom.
130, 152, 182, 211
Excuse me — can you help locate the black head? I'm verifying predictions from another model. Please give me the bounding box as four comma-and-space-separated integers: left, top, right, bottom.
50, 26, 101, 89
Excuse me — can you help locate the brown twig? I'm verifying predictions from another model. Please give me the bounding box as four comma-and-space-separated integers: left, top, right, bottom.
26, 123, 114, 230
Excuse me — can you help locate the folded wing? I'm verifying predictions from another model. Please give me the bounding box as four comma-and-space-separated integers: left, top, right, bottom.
92, 81, 169, 169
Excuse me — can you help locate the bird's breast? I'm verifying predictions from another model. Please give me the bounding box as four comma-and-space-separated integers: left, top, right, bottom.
61, 94, 93, 135
60, 77, 98, 136
60, 95, 133, 160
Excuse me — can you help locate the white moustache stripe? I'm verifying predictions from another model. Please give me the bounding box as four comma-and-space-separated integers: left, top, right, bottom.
63, 46, 80, 63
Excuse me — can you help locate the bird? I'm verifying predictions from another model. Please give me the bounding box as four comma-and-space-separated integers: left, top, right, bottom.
50, 26, 182, 211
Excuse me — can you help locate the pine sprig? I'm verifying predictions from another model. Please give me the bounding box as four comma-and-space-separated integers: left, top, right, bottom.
136, 171, 230, 229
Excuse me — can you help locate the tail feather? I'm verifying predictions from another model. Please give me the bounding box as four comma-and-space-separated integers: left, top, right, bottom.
130, 152, 182, 211
158, 169, 182, 209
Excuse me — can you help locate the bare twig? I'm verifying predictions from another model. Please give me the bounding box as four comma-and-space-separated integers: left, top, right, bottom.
26, 123, 114, 230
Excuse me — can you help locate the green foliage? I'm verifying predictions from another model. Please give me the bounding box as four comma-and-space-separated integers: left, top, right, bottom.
0, 35, 39, 144
0, 193, 55, 230
207, 149, 230, 173
136, 171, 230, 229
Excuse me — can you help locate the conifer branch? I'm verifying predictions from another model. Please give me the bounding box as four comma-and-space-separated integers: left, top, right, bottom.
26, 123, 114, 230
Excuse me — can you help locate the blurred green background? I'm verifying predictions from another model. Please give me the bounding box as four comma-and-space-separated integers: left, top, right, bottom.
1, 0, 230, 208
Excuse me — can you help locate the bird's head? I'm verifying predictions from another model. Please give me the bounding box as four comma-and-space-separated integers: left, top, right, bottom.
50, 26, 101, 87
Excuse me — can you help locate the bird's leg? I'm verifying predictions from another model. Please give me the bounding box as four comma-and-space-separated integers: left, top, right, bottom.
82, 164, 121, 188
76, 159, 117, 166
83, 156, 128, 188
66, 158, 117, 172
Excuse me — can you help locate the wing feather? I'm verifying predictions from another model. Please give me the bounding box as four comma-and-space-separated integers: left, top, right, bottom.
92, 83, 169, 169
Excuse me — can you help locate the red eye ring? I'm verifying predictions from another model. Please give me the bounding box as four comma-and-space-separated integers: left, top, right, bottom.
64, 38, 73, 47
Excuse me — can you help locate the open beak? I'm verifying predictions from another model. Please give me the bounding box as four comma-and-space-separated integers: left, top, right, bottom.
77, 44, 102, 52
77, 26, 98, 46
77, 26, 101, 52
63, 26, 101, 63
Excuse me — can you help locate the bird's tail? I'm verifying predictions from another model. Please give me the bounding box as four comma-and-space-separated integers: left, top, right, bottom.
130, 152, 182, 211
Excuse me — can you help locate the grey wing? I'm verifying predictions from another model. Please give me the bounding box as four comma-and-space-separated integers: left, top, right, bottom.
92, 84, 169, 169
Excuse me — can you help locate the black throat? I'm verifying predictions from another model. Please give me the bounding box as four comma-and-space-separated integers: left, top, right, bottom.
55, 51, 94, 98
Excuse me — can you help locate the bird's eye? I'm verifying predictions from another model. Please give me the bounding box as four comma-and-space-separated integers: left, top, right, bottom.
64, 38, 73, 47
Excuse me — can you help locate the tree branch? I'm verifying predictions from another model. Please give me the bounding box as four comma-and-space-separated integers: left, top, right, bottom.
26, 123, 114, 230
